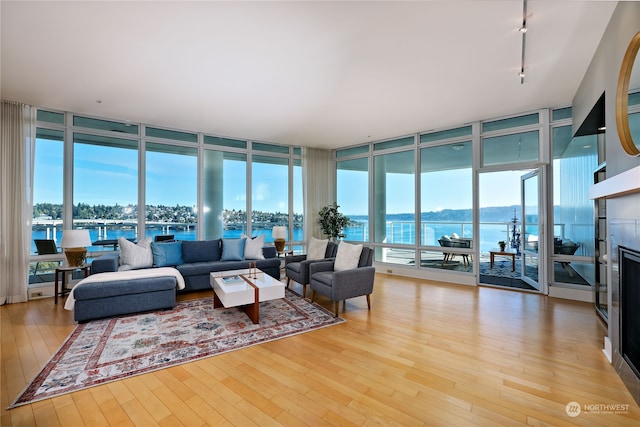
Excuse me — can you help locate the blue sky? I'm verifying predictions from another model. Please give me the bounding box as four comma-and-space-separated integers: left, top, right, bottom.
35, 137, 533, 216
34, 139, 301, 213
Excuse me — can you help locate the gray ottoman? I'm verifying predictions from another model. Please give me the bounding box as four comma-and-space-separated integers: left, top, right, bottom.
72, 276, 177, 322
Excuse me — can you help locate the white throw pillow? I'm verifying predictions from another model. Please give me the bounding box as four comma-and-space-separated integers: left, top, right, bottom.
334, 242, 363, 271
242, 234, 265, 260
118, 237, 153, 271
307, 237, 328, 260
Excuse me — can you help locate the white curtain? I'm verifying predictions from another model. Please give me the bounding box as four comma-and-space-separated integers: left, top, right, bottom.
302, 147, 334, 243
1, 100, 35, 304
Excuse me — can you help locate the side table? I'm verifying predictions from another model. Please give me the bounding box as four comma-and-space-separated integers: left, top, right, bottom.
489, 250, 516, 272
279, 250, 294, 279
54, 264, 90, 304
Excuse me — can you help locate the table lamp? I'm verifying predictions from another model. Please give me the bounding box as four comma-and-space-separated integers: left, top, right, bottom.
60, 229, 92, 266
272, 226, 287, 254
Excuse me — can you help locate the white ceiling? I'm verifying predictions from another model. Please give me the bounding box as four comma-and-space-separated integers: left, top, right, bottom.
1, 1, 617, 149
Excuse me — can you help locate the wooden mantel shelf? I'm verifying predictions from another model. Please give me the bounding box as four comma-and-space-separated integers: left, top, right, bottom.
590, 165, 640, 199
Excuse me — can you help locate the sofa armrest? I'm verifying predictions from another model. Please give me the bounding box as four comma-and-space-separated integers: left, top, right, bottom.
285, 254, 307, 266
299, 257, 336, 270
309, 260, 335, 276
91, 252, 120, 274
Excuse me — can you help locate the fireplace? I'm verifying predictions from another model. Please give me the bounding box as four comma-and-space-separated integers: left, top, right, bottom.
620, 246, 640, 379
590, 168, 640, 404
610, 217, 640, 405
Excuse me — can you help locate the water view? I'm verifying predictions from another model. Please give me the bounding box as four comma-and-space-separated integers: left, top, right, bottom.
32, 206, 525, 255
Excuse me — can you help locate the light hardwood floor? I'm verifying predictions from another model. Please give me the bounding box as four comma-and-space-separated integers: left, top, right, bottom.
2, 274, 639, 426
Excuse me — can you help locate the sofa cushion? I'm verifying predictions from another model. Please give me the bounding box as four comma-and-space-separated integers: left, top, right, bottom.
118, 237, 153, 271
262, 245, 277, 259
242, 234, 265, 260
221, 238, 246, 261
176, 258, 282, 278
176, 262, 221, 277
307, 237, 328, 260
152, 241, 184, 267
73, 276, 176, 300
334, 242, 363, 271
182, 239, 221, 263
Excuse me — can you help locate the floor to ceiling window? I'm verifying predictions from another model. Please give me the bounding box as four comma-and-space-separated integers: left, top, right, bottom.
145, 140, 198, 241
71, 116, 141, 254
30, 124, 65, 284
292, 156, 304, 250
28, 109, 301, 288
551, 123, 597, 286
336, 151, 369, 242
203, 142, 247, 240
73, 132, 138, 246
333, 109, 560, 289
419, 126, 473, 273
32, 128, 64, 247
373, 137, 415, 264
251, 143, 291, 243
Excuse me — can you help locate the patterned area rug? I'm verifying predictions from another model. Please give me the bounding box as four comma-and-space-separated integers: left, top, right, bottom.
10, 289, 343, 408
478, 259, 523, 278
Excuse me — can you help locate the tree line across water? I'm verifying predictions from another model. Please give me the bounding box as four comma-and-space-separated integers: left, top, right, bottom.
33, 203, 303, 225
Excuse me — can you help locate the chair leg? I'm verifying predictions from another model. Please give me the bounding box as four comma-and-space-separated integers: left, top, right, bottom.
441, 253, 450, 266
286, 277, 290, 288
333, 301, 339, 317
366, 294, 371, 310
311, 290, 316, 303
302, 284, 307, 298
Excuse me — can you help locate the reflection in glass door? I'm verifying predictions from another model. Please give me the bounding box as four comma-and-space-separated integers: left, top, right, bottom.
478, 169, 530, 290
521, 170, 541, 291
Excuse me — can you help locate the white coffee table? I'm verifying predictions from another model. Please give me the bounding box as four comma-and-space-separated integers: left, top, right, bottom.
210, 269, 285, 324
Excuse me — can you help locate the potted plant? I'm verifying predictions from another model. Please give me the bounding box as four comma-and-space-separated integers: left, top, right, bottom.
318, 203, 350, 240
498, 241, 507, 251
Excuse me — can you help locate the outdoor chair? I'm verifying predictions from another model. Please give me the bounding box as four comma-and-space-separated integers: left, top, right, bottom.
439, 235, 471, 267
554, 239, 580, 277
285, 241, 338, 298
33, 239, 60, 281
438, 237, 454, 265
309, 246, 375, 316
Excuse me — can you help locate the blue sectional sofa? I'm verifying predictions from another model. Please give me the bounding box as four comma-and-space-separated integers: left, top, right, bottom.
92, 238, 281, 292
72, 239, 281, 322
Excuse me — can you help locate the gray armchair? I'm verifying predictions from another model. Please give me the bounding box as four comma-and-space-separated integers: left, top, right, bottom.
309, 247, 375, 316
285, 241, 338, 298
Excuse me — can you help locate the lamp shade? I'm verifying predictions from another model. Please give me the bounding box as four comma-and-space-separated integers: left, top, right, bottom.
60, 229, 92, 248
60, 229, 92, 267
271, 226, 286, 240
272, 226, 286, 254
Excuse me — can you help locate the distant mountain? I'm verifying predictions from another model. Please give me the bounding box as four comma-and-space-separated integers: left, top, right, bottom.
350, 205, 523, 223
